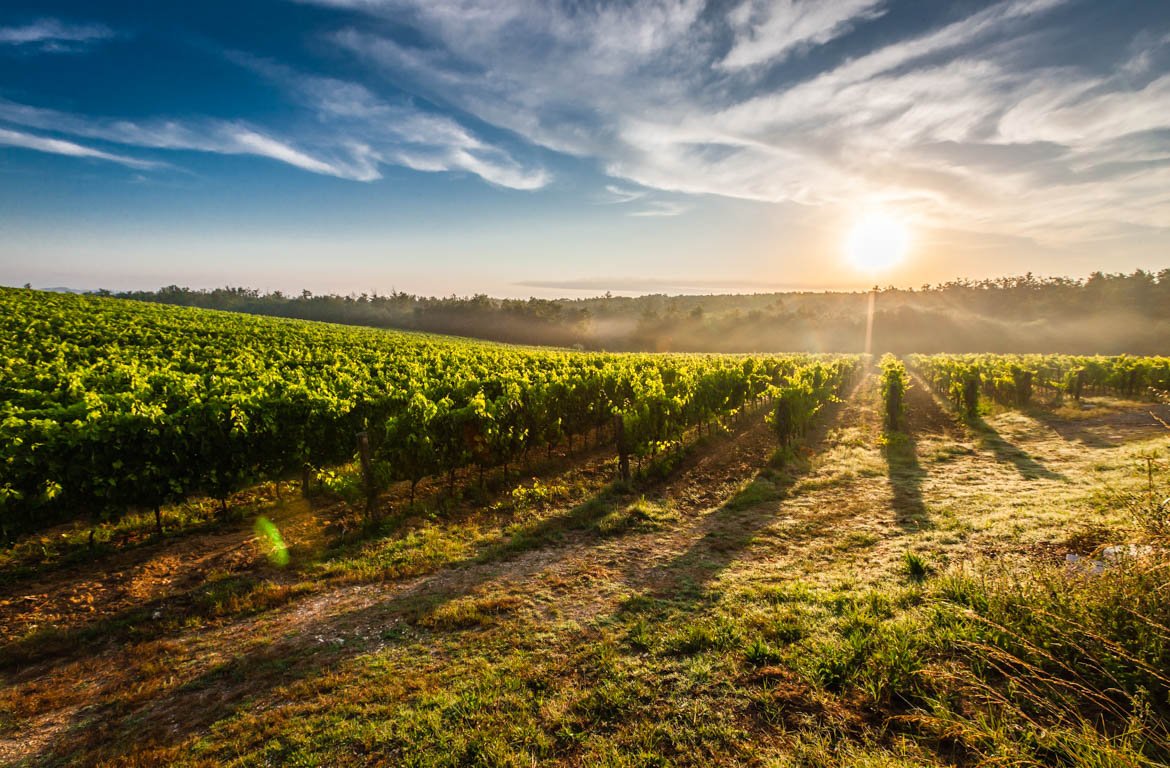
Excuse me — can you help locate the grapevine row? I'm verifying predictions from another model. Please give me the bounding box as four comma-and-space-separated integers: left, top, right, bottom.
0, 288, 857, 538
908, 353, 1170, 415
879, 355, 909, 431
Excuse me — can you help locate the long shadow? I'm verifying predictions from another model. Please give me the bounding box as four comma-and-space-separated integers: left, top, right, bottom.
0, 477, 626, 674
906, 369, 1066, 482
8, 495, 620, 765
1022, 402, 1170, 449
8, 412, 751, 672
1026, 416, 1114, 448
883, 432, 929, 531
619, 380, 862, 611
626, 469, 783, 606
0, 433, 638, 671
14, 449, 737, 765
971, 417, 1067, 481
8, 413, 780, 764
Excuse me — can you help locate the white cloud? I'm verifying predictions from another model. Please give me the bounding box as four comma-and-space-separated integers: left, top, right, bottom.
999, 73, 1170, 148
602, 185, 647, 204
0, 18, 115, 52
599, 183, 688, 217
0, 127, 160, 169
304, 0, 1170, 242
719, 0, 885, 70
224, 51, 550, 189
0, 41, 549, 189
9, 0, 1165, 242
629, 201, 690, 218
0, 99, 377, 181
230, 127, 376, 179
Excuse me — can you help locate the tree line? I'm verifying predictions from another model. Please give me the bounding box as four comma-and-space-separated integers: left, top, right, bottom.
102, 269, 1170, 354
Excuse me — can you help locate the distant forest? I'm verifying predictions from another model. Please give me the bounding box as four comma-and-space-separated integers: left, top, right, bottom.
109, 270, 1170, 354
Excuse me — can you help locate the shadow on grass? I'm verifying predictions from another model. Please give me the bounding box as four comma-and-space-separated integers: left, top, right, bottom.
971, 418, 1067, 481
5, 412, 781, 765
1019, 402, 1170, 449
1, 477, 626, 673
883, 432, 929, 530
1028, 417, 1115, 448
0, 437, 631, 673
4, 512, 614, 765
622, 380, 863, 610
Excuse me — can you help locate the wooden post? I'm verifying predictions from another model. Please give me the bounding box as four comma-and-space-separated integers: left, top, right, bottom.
356, 431, 378, 519
616, 414, 630, 483
301, 463, 312, 498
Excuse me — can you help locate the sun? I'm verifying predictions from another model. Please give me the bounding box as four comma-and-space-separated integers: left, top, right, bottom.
845, 212, 909, 273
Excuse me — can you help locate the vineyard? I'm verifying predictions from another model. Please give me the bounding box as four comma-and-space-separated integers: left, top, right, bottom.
1, 288, 857, 539
910, 352, 1170, 414
3, 288, 1170, 767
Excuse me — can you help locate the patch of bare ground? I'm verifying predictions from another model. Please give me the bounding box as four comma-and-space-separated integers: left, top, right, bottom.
0, 503, 308, 644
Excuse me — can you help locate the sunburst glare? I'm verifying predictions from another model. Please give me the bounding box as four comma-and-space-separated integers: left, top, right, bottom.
845, 212, 909, 273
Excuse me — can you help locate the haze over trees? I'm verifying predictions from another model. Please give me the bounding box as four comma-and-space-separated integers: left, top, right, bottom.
111, 269, 1170, 354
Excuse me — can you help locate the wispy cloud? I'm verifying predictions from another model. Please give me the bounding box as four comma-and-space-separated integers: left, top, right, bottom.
0, 40, 548, 188
6, 0, 1166, 245
0, 127, 160, 169
0, 18, 115, 53
302, 0, 1170, 242
0, 98, 376, 180
225, 51, 549, 189
719, 0, 886, 70
601, 184, 646, 204
599, 183, 687, 216
232, 127, 372, 179
629, 201, 690, 218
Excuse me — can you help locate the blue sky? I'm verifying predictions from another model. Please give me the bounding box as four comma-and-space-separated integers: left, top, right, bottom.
1, 0, 1168, 297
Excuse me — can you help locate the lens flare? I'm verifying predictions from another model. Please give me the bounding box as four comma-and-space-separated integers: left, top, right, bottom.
254, 516, 289, 566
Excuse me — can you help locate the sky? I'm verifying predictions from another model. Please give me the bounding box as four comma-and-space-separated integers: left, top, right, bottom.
0, 0, 1168, 298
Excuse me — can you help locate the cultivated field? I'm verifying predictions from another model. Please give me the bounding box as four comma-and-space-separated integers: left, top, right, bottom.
2, 290, 1169, 766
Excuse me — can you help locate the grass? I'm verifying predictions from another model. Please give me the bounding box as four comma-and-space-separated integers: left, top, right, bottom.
3, 376, 1170, 766
595, 497, 678, 536
901, 551, 932, 582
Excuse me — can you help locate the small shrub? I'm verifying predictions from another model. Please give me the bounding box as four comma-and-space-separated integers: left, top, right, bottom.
767, 613, 809, 645
809, 632, 870, 691
418, 594, 522, 631
857, 621, 926, 706
902, 551, 932, 582
594, 497, 676, 536
316, 468, 365, 507
745, 637, 784, 667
